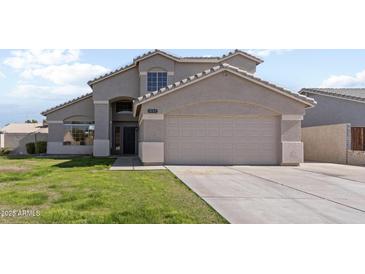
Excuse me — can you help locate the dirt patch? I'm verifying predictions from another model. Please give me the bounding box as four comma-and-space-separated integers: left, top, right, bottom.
0, 166, 30, 173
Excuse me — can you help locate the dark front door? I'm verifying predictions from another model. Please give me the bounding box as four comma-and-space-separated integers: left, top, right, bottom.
123, 127, 136, 154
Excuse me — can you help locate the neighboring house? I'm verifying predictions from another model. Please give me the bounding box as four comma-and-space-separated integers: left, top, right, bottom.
299, 88, 365, 165
41, 49, 315, 165
0, 123, 48, 154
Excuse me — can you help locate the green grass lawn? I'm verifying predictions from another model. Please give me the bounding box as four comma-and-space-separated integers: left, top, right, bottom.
0, 156, 227, 224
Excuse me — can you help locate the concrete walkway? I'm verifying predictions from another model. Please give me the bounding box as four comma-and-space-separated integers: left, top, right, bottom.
167, 163, 365, 224
110, 157, 165, 171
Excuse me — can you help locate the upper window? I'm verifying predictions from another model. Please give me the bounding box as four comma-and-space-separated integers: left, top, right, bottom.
147, 72, 167, 91
116, 101, 133, 113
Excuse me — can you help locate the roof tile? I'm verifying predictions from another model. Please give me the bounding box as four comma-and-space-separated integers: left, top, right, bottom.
300, 88, 365, 102
87, 49, 263, 86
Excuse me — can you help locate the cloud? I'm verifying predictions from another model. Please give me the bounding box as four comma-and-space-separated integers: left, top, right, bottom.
8, 84, 90, 100
0, 70, 5, 79
3, 49, 80, 69
247, 49, 292, 57
21, 63, 110, 85
320, 69, 365, 88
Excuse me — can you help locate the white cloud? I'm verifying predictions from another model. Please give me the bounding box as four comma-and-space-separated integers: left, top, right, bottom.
3, 49, 80, 69
8, 84, 90, 100
320, 69, 365, 88
0, 70, 5, 79
247, 49, 292, 57
21, 63, 110, 85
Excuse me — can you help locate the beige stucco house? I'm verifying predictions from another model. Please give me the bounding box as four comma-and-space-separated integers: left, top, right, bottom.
42, 49, 316, 165
0, 123, 48, 154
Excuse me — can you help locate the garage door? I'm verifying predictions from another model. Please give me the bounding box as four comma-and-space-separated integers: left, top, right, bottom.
165, 116, 280, 165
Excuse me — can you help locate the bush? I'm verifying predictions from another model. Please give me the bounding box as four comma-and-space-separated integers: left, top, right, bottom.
0, 147, 11, 156
26, 141, 47, 154
35, 141, 47, 154
26, 143, 35, 154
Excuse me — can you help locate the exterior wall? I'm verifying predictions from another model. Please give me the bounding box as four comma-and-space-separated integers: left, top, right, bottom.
47, 97, 94, 122
139, 55, 175, 96
92, 67, 139, 100
140, 72, 305, 116
0, 133, 4, 148
138, 72, 307, 165
220, 55, 257, 73
281, 118, 303, 165
302, 93, 365, 127
1, 132, 48, 155
348, 150, 365, 166
47, 142, 93, 155
46, 97, 95, 155
302, 124, 350, 164
138, 115, 165, 164
174, 63, 219, 84
93, 102, 110, 156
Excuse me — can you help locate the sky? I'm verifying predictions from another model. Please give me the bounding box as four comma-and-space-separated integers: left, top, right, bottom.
0, 49, 365, 127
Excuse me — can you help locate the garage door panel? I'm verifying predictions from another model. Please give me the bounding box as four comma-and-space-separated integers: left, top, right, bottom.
165, 116, 280, 165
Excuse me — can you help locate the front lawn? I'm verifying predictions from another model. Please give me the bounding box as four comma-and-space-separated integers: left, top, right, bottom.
0, 156, 227, 224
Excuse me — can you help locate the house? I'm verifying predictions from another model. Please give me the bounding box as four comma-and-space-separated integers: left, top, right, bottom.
0, 123, 48, 154
299, 88, 365, 165
41, 49, 315, 165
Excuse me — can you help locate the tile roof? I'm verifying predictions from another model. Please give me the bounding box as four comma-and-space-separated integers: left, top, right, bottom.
41, 92, 93, 116
300, 88, 365, 103
1, 123, 45, 134
134, 63, 316, 111
87, 49, 263, 86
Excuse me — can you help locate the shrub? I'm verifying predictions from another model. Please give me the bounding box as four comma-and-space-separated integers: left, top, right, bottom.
26, 143, 35, 154
0, 147, 11, 156
35, 141, 47, 154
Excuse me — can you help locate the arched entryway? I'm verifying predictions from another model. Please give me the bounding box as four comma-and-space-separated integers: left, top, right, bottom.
110, 97, 138, 155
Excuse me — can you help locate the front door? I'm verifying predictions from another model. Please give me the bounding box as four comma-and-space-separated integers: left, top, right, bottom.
113, 126, 137, 155
123, 127, 136, 154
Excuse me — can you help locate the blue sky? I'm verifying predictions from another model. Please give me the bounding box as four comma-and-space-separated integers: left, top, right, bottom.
0, 49, 365, 127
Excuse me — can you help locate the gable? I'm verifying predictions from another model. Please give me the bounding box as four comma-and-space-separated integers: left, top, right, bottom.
138, 53, 175, 72
139, 70, 310, 116
134, 64, 315, 116
221, 54, 257, 73
46, 96, 94, 121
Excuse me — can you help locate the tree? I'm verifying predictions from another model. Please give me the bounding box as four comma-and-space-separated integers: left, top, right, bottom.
25, 119, 38, 123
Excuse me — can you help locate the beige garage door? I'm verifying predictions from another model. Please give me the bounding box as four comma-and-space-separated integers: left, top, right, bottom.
165, 116, 280, 165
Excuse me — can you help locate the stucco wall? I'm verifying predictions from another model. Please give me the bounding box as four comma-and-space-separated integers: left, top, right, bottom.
47, 97, 94, 122
92, 67, 139, 100
45, 97, 95, 155
0, 133, 4, 148
302, 124, 350, 164
302, 94, 365, 127
348, 150, 365, 166
47, 142, 93, 155
138, 71, 308, 165
92, 53, 259, 99
2, 132, 48, 155
220, 55, 257, 73
141, 72, 305, 116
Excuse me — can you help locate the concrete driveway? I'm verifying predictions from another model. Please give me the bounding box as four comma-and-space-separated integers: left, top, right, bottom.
167, 163, 365, 224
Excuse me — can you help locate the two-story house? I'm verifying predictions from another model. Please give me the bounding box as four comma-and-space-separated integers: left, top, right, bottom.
42, 49, 315, 165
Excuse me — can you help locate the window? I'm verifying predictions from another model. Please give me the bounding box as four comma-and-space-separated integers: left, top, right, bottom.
351, 127, 365, 151
116, 101, 132, 113
63, 121, 95, 146
147, 72, 167, 91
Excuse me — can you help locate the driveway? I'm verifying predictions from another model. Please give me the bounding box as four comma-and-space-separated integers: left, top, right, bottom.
167, 163, 365, 224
